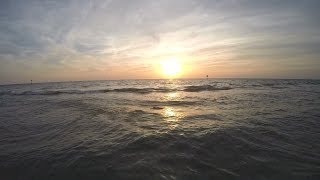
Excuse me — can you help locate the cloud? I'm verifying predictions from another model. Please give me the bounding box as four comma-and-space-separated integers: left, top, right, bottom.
0, 0, 320, 83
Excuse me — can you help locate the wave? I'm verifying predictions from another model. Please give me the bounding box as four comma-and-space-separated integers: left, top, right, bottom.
105, 87, 175, 94
183, 113, 222, 121
143, 100, 199, 107
0, 85, 232, 96
0, 89, 106, 96
183, 85, 232, 92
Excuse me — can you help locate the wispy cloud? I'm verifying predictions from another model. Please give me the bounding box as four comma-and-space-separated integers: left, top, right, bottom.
1, 0, 320, 83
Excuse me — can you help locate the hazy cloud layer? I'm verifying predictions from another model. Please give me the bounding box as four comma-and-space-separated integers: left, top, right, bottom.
1, 0, 320, 83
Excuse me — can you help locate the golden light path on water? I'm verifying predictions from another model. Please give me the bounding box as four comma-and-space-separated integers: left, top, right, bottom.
161, 92, 184, 130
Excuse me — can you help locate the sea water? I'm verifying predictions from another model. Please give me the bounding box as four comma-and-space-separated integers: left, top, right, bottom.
0, 79, 319, 179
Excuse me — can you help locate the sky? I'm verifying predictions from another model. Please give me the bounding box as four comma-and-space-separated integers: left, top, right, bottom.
1, 0, 320, 84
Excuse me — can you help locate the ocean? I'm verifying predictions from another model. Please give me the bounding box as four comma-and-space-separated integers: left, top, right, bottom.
0, 79, 319, 179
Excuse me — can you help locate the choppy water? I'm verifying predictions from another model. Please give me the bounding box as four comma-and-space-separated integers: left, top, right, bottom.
0, 79, 320, 179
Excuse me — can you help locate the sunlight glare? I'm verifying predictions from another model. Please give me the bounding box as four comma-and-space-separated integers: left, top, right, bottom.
161, 58, 182, 77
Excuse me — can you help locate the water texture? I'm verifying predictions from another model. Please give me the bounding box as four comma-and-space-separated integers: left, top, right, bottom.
0, 79, 319, 179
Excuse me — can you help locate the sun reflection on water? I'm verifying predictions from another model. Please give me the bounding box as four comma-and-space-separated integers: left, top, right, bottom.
162, 107, 184, 130
158, 82, 185, 130
163, 107, 177, 119
166, 92, 178, 99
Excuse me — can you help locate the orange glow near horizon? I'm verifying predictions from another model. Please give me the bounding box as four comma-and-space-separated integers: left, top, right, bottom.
160, 57, 182, 78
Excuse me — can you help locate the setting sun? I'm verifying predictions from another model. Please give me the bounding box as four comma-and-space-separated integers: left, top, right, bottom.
161, 58, 182, 77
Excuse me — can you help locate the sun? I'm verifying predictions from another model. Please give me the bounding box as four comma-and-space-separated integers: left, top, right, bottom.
161, 58, 182, 77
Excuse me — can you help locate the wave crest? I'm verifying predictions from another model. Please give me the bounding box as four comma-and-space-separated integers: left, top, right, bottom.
183, 85, 232, 92
0, 85, 232, 96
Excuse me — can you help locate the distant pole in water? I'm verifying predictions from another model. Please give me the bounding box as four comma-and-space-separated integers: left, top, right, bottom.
30, 80, 32, 85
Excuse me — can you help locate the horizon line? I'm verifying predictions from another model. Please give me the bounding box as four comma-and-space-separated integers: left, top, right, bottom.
1, 77, 320, 86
